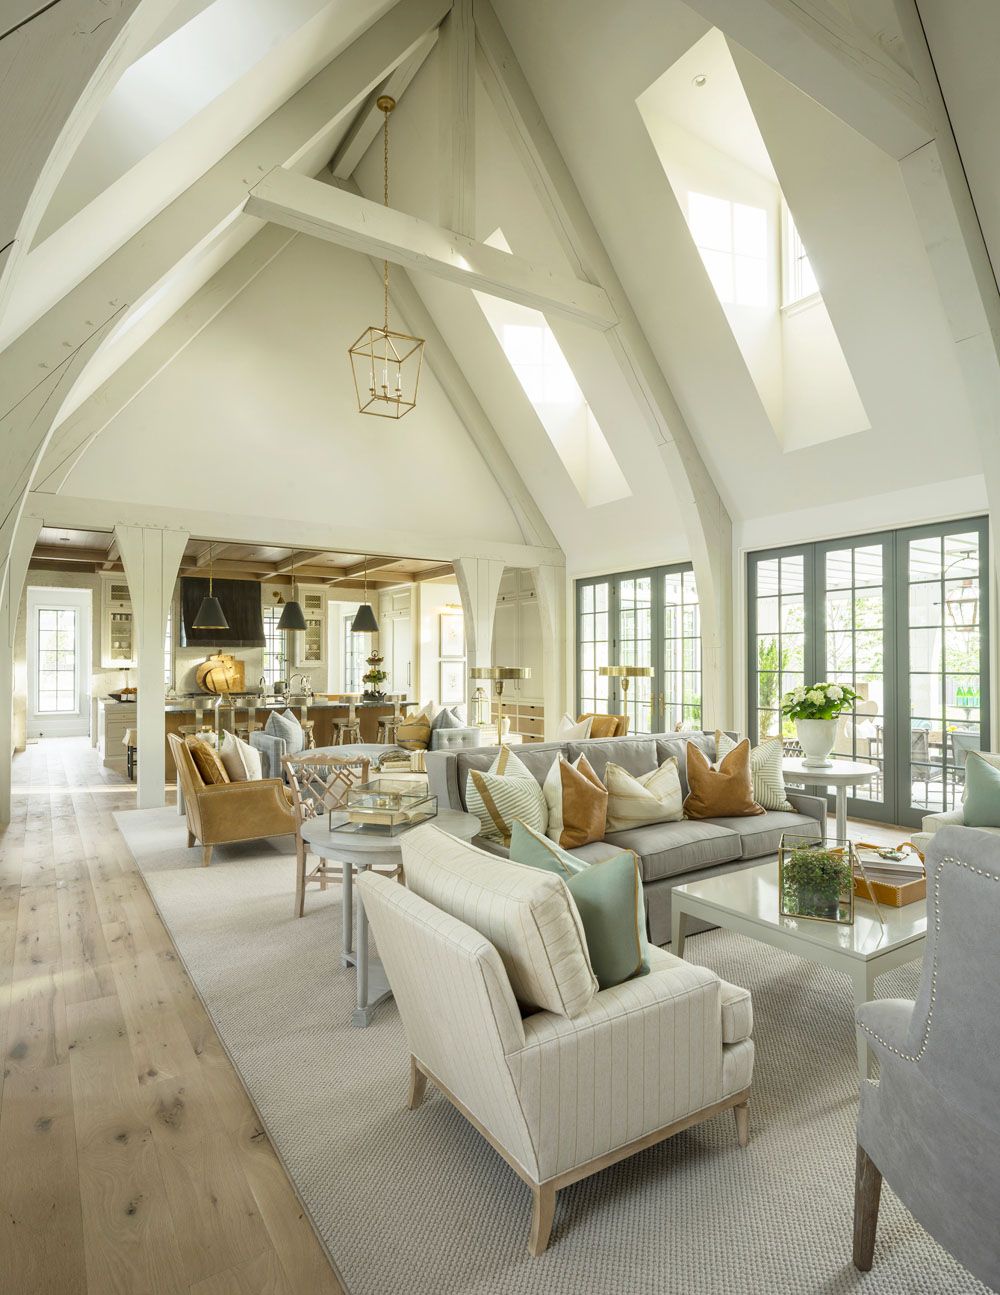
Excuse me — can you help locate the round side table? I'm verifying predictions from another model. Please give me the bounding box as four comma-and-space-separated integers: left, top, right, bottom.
781, 757, 878, 842
300, 809, 480, 1026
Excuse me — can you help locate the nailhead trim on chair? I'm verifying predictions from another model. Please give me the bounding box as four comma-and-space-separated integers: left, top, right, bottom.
857, 854, 999, 1063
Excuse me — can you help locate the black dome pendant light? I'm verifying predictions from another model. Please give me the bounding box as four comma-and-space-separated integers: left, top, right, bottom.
192, 542, 229, 630
351, 555, 380, 634
277, 551, 307, 632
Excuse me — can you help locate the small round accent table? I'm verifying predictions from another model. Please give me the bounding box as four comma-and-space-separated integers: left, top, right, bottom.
781, 757, 878, 842
300, 809, 480, 1026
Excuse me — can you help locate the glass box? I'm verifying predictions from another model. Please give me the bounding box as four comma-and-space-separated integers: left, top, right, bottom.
778, 833, 855, 925
331, 780, 438, 836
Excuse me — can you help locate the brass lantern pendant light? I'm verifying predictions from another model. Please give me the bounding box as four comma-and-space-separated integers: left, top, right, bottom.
348, 96, 425, 418
351, 555, 380, 634
277, 552, 307, 631
192, 543, 229, 630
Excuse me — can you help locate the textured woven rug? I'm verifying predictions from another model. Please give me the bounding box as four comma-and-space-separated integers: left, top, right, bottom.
116, 807, 992, 1295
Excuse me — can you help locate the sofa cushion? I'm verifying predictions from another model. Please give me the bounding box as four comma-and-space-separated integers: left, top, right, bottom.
396, 711, 432, 751
655, 733, 716, 797
557, 712, 594, 739
455, 743, 565, 809
684, 740, 764, 820
401, 822, 598, 1018
265, 708, 305, 755
219, 731, 262, 782
466, 747, 548, 846
717, 731, 794, 811
703, 810, 826, 860
604, 820, 742, 882
566, 737, 658, 783
430, 705, 465, 731
605, 757, 683, 831
186, 736, 230, 786
585, 714, 625, 739
543, 753, 608, 848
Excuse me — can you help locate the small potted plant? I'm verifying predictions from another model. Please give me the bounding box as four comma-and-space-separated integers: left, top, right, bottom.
779, 836, 855, 923
362, 650, 388, 700
781, 681, 860, 769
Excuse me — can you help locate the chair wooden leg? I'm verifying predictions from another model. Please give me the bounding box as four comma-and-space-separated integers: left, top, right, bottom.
528, 1182, 556, 1256
186, 830, 195, 848
294, 841, 307, 918
853, 1143, 882, 1271
202, 844, 213, 867
733, 1100, 749, 1148
408, 1056, 428, 1110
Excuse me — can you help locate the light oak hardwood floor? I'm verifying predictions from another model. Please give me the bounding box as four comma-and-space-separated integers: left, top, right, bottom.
0, 738, 344, 1295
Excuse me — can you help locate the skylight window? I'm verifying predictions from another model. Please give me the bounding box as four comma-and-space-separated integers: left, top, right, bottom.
782, 203, 819, 306
688, 192, 768, 307
474, 231, 631, 509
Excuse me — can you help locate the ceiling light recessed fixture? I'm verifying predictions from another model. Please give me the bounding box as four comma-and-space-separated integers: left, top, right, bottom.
693, 73, 707, 87
348, 96, 425, 419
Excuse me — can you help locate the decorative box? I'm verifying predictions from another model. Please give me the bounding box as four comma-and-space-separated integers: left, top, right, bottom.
331, 780, 438, 836
852, 845, 926, 907
778, 833, 855, 925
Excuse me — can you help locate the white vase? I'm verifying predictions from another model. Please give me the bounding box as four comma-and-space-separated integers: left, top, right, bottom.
796, 717, 838, 769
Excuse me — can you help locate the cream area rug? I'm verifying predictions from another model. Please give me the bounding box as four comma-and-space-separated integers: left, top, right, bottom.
115, 807, 993, 1295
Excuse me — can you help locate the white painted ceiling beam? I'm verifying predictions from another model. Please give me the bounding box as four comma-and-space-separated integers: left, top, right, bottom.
32, 224, 297, 495
329, 31, 439, 180
438, 0, 475, 236
245, 168, 618, 331
682, 0, 932, 158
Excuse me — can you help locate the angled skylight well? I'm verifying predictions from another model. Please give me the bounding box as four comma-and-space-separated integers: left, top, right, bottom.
474, 231, 631, 508
637, 28, 868, 452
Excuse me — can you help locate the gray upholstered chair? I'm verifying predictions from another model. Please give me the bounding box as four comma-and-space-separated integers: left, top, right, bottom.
853, 825, 1000, 1289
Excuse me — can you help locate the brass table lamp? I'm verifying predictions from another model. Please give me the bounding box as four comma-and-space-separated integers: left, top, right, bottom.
470, 666, 530, 745
599, 664, 654, 734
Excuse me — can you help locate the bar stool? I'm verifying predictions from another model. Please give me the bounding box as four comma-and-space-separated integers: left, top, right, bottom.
375, 714, 402, 744
337, 717, 361, 745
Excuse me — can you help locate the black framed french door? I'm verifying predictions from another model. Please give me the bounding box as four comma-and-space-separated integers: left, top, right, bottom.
748, 517, 989, 829
576, 564, 702, 734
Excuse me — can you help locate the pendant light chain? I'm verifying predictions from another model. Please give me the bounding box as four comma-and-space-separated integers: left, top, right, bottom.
383, 105, 390, 336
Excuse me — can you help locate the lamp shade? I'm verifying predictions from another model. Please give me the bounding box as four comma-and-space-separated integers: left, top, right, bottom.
192, 595, 229, 630
600, 665, 654, 678
470, 665, 530, 681
277, 599, 307, 632
351, 603, 380, 634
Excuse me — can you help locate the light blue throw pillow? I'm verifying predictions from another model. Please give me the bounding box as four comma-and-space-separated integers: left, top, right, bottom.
431, 706, 464, 731
510, 819, 650, 990
962, 752, 1000, 827
265, 708, 305, 755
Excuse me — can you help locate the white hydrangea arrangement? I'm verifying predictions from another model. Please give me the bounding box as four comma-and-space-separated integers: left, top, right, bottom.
781, 680, 860, 721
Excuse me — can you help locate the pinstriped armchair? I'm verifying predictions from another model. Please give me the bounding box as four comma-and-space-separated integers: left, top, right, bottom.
359, 854, 754, 1255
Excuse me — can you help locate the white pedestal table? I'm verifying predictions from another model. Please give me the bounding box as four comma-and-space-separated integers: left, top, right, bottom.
782, 757, 879, 842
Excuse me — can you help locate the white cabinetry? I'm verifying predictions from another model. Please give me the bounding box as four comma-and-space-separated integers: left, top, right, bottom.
100, 575, 136, 668
294, 586, 327, 667
492, 569, 545, 741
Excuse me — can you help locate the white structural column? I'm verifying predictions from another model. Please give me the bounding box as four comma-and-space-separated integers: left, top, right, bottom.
453, 556, 505, 700
0, 515, 40, 822
114, 525, 188, 809
530, 565, 567, 741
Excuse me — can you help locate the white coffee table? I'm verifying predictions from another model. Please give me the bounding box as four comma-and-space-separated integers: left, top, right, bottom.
670, 860, 927, 1085
782, 757, 878, 842
301, 809, 479, 1026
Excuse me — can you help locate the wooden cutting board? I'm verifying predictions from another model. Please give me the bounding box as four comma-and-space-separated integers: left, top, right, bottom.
196, 653, 245, 694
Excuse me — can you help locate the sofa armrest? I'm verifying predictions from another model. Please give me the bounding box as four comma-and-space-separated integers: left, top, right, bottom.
249, 730, 286, 780
784, 789, 827, 828
920, 807, 964, 835
196, 778, 295, 842
719, 978, 753, 1043
855, 998, 916, 1057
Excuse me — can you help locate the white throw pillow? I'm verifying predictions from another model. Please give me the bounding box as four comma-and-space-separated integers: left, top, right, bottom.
465, 746, 548, 845
716, 731, 792, 811
557, 712, 594, 740
220, 731, 263, 782
605, 757, 683, 832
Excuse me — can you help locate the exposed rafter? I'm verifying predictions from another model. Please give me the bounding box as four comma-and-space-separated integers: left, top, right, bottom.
245, 168, 618, 331
439, 0, 475, 236
682, 0, 932, 158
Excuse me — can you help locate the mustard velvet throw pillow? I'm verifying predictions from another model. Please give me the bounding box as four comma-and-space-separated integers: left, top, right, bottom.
465, 746, 548, 845
715, 731, 794, 811
543, 753, 608, 848
510, 820, 650, 990
396, 711, 432, 751
604, 757, 683, 832
683, 739, 765, 819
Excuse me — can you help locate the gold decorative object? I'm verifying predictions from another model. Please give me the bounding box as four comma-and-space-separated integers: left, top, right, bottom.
599, 664, 654, 732
348, 96, 424, 418
196, 652, 245, 695
470, 665, 530, 745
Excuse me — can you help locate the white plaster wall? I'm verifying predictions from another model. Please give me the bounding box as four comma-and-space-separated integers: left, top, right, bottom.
63, 236, 526, 548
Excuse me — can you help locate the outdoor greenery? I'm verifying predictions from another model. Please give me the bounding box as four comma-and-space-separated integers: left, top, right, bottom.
781, 844, 854, 920
781, 681, 860, 721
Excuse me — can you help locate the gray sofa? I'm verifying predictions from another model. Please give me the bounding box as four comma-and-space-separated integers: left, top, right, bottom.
426, 730, 826, 945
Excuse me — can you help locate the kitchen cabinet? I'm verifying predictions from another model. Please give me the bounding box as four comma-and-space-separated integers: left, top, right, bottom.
100, 575, 136, 668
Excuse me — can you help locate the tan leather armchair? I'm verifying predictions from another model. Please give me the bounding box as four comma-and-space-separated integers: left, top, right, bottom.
577, 712, 629, 738
169, 733, 297, 866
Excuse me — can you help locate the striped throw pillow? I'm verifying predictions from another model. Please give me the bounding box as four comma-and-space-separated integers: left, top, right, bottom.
396, 711, 431, 751
604, 756, 682, 831
466, 746, 548, 846
716, 731, 793, 811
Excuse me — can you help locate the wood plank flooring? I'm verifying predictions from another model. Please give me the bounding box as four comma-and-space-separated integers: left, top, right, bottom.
0, 739, 344, 1295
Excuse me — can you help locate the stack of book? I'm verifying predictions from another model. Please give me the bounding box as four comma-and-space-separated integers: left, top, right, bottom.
853, 845, 926, 906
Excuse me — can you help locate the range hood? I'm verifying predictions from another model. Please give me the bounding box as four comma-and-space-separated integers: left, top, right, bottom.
180, 577, 265, 648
